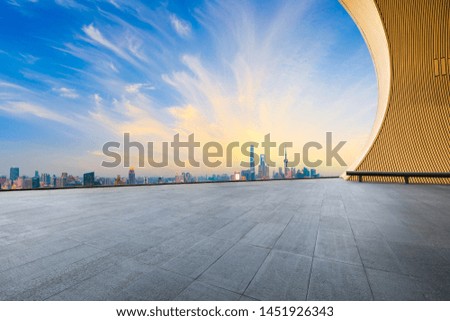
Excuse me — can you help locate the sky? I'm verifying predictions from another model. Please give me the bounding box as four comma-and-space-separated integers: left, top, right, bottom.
0, 0, 377, 177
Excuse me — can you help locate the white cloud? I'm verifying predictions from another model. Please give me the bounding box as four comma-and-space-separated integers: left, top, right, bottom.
7, 0, 38, 6
108, 0, 120, 9
0, 81, 29, 91
109, 62, 118, 72
169, 14, 191, 38
93, 93, 103, 106
54, 87, 79, 99
55, 0, 85, 10
82, 24, 116, 50
19, 53, 39, 64
125, 83, 154, 94
126, 37, 145, 60
0, 102, 72, 124
82, 24, 133, 63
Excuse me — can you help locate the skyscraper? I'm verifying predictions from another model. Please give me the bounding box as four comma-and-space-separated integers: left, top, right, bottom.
231, 171, 241, 181
32, 176, 40, 189
10, 167, 19, 181
182, 172, 192, 183
128, 167, 136, 185
284, 147, 289, 177
114, 175, 123, 185
83, 172, 95, 187
261, 154, 265, 178
250, 145, 255, 181
258, 154, 269, 179
58, 172, 68, 187
41, 173, 51, 186
241, 169, 251, 181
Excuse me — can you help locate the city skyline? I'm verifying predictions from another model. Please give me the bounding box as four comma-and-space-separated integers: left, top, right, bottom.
0, 0, 377, 177
0, 160, 323, 190
1, 145, 320, 189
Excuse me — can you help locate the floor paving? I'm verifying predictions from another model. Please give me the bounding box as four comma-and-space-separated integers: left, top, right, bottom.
0, 179, 449, 300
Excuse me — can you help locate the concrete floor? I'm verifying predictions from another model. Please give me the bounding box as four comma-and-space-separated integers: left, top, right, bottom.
0, 179, 449, 301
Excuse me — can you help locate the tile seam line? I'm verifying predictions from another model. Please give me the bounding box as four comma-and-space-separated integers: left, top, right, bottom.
241, 215, 296, 299
344, 199, 376, 301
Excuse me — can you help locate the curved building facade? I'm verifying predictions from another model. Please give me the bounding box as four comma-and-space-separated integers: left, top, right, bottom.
340, 0, 450, 183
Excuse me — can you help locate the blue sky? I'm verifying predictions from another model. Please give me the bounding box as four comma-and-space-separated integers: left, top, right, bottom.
0, 0, 377, 177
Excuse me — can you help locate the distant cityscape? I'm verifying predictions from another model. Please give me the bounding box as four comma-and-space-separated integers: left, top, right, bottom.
0, 147, 320, 190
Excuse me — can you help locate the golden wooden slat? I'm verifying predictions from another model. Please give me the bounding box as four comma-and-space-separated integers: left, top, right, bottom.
340, 0, 450, 184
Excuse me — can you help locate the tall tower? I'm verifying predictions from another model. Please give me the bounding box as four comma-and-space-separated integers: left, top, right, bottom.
284, 147, 289, 177
128, 167, 136, 185
250, 145, 255, 181
9, 167, 19, 181
259, 154, 266, 179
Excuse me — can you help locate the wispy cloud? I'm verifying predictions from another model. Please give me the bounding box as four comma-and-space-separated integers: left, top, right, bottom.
125, 83, 154, 94
107, 0, 121, 10
0, 81, 31, 91
82, 24, 134, 63
53, 87, 79, 99
6, 0, 22, 6
169, 14, 191, 38
93, 93, 103, 106
7, 0, 38, 7
55, 0, 86, 10
19, 53, 40, 64
0, 101, 72, 124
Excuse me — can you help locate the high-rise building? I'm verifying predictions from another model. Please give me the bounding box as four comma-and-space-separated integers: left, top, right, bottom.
250, 145, 255, 181
83, 172, 95, 187
59, 173, 68, 187
66, 175, 82, 187
260, 154, 265, 178
114, 175, 122, 185
128, 167, 136, 185
231, 171, 241, 181
284, 147, 289, 177
32, 176, 40, 189
0, 176, 10, 190
182, 172, 192, 183
241, 169, 251, 181
175, 173, 183, 183
258, 154, 269, 179
10, 167, 19, 181
41, 173, 51, 187
23, 178, 32, 189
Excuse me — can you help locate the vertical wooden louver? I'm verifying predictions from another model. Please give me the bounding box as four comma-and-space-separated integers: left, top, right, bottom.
340, 0, 450, 184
